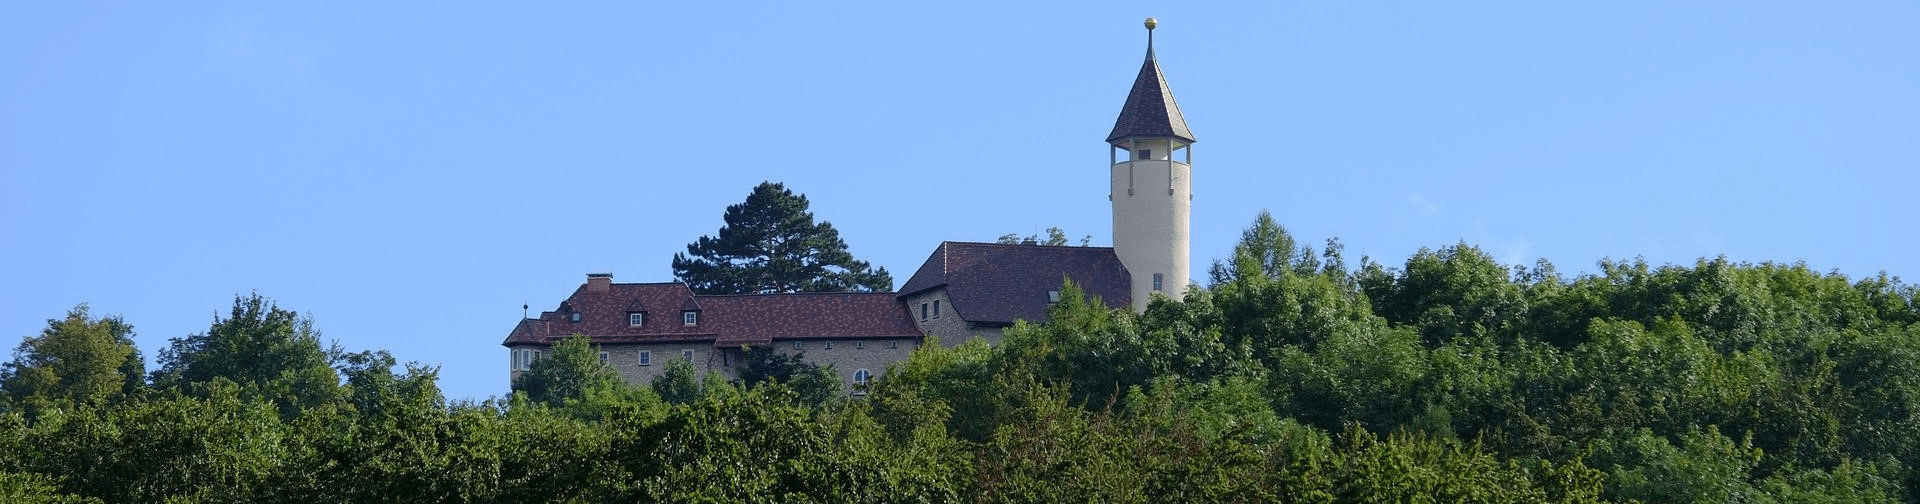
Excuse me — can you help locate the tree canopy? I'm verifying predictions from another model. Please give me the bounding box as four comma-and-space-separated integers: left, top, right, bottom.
0, 304, 143, 418
5, 210, 1920, 502
996, 227, 1090, 247
672, 181, 893, 294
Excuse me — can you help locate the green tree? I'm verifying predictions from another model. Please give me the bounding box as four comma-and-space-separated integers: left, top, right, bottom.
0, 305, 144, 417
650, 357, 703, 405
996, 226, 1089, 246
1207, 210, 1318, 285
151, 293, 337, 417
512, 335, 620, 408
672, 181, 893, 294
736, 345, 841, 408
0, 471, 102, 504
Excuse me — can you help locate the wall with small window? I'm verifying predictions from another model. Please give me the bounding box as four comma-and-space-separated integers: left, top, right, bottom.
900, 287, 990, 347
588, 342, 730, 387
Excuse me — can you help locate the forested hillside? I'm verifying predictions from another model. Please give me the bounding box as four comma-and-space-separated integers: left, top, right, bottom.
4, 213, 1916, 502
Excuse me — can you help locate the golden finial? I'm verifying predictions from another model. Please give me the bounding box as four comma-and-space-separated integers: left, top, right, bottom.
1144, 17, 1158, 30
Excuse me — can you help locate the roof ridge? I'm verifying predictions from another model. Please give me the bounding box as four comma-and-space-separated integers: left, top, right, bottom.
696, 291, 898, 299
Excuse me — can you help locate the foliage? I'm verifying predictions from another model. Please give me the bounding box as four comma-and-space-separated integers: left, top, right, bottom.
151, 293, 338, 417
650, 357, 704, 405
513, 334, 621, 409
996, 226, 1089, 246
736, 344, 842, 409
0, 304, 143, 417
672, 181, 893, 294
8, 210, 1920, 501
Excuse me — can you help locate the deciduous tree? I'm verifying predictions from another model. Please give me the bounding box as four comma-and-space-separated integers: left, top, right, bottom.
151, 293, 338, 417
0, 305, 143, 416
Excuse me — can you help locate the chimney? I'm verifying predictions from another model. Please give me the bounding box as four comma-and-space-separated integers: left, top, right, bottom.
586, 273, 612, 293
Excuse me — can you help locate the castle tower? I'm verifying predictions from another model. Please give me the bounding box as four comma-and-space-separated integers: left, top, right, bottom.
1108, 17, 1194, 311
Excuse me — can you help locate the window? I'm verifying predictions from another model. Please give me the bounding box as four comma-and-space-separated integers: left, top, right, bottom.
1137, 149, 1150, 160
824, 341, 833, 350
920, 302, 928, 321
598, 351, 609, 365
682, 311, 698, 326
932, 300, 940, 318
793, 340, 802, 350
1153, 273, 1164, 291
511, 349, 523, 371
569, 312, 581, 323
889, 340, 899, 349
856, 341, 865, 350
628, 312, 645, 327
532, 350, 541, 362
853, 368, 872, 385
638, 350, 652, 366
682, 349, 694, 361
1048, 290, 1061, 302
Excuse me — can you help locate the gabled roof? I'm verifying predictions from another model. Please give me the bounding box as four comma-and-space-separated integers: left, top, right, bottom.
502, 281, 919, 348
898, 241, 1131, 324
1105, 43, 1195, 144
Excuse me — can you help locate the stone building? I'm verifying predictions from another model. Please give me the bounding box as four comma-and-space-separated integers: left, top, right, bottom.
502, 19, 1196, 391
503, 274, 922, 391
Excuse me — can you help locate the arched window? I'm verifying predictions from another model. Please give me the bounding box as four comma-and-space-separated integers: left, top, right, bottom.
853, 368, 872, 386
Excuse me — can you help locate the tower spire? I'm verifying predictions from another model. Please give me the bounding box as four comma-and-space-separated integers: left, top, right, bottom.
1106, 18, 1193, 144
1145, 17, 1156, 59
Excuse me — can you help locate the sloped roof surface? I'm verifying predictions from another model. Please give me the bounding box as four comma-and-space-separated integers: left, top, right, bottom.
700, 293, 922, 347
1106, 47, 1195, 144
898, 242, 1132, 324
501, 281, 918, 348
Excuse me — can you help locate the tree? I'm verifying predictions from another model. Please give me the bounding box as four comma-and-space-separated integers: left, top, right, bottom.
151, 293, 338, 416
1, 304, 144, 416
736, 345, 841, 408
996, 227, 1090, 246
513, 335, 621, 408
650, 357, 703, 405
672, 181, 892, 294
1207, 210, 1318, 285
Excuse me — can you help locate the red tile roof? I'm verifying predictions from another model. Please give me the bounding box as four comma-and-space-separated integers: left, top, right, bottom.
501, 281, 919, 348
898, 242, 1132, 324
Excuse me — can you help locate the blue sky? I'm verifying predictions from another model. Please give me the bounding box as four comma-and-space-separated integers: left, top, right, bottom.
4, 2, 1916, 402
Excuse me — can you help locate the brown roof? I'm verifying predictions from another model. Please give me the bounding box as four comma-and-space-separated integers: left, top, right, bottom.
1105, 45, 1195, 144
501, 280, 919, 348
700, 293, 922, 347
898, 242, 1131, 324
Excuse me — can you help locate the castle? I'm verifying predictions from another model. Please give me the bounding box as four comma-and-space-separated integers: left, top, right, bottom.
503, 19, 1196, 391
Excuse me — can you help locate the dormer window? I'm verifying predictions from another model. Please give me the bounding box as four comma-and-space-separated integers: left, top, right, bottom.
569, 312, 581, 323
682, 311, 698, 326
628, 312, 645, 327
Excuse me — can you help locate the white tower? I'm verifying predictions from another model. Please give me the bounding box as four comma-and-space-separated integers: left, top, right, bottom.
1108, 17, 1194, 312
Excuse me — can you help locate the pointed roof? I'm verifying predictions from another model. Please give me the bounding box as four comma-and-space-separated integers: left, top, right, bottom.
1106, 24, 1195, 144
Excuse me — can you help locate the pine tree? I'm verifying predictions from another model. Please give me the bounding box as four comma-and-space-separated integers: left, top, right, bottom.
672, 182, 892, 294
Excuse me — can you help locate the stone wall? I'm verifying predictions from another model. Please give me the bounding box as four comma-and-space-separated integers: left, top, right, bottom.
901, 287, 1006, 346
